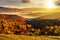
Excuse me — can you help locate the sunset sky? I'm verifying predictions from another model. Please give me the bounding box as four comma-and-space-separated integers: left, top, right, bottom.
0, 0, 60, 19
0, 0, 60, 8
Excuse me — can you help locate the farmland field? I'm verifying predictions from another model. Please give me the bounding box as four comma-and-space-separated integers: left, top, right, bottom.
0, 34, 60, 40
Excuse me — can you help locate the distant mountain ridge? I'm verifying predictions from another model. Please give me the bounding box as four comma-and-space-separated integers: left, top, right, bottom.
0, 7, 42, 13
0, 7, 60, 19
0, 7, 60, 13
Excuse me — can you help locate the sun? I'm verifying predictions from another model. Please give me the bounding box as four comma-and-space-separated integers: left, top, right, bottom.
30, 0, 55, 8
45, 0, 55, 8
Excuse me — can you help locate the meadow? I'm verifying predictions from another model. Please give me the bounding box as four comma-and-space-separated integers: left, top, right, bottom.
0, 34, 60, 40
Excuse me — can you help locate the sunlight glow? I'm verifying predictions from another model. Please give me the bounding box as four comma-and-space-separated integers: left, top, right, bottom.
45, 0, 55, 8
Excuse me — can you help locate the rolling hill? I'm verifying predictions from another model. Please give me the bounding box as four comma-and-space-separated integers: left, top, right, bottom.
0, 14, 25, 23
38, 13, 60, 19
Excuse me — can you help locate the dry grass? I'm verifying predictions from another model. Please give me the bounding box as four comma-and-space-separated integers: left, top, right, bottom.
0, 34, 60, 40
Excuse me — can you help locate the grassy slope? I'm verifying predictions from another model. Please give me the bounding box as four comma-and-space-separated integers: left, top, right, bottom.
0, 34, 60, 40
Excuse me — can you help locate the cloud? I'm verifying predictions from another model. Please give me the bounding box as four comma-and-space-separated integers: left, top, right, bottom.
0, 0, 32, 8
0, 0, 59, 8
0, 0, 30, 5
0, 0, 45, 8
55, 0, 60, 6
